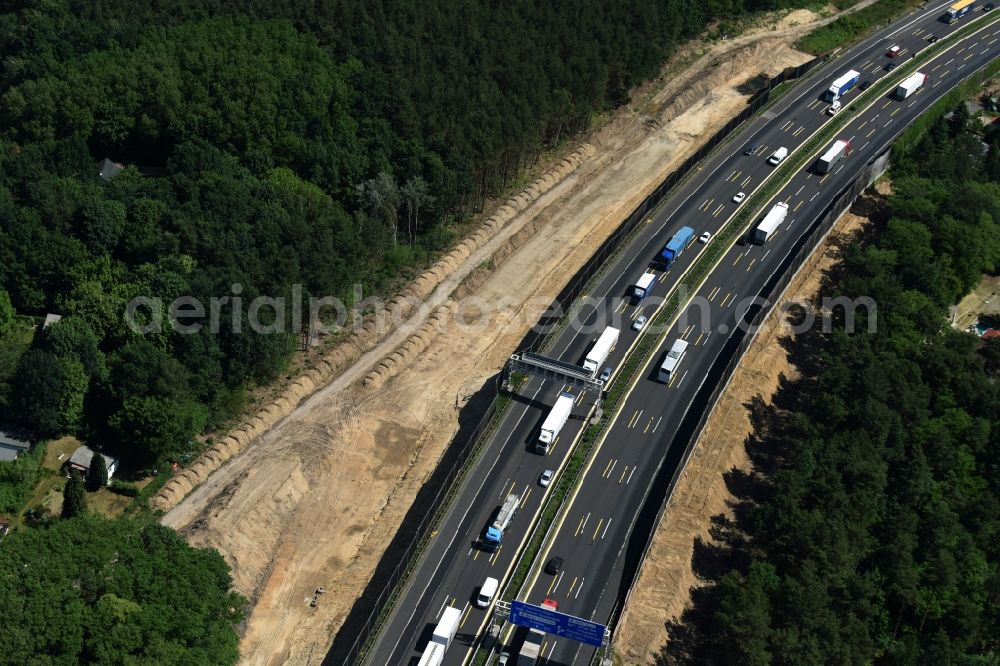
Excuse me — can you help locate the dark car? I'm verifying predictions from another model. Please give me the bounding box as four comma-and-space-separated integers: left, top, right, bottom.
927, 34, 938, 43
743, 144, 758, 156
986, 3, 995, 10
885, 62, 898, 71
858, 80, 872, 91
545, 556, 563, 575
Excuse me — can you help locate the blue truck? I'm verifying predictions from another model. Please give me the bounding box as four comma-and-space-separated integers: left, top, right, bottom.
656, 226, 695, 269
482, 493, 520, 551
822, 69, 861, 103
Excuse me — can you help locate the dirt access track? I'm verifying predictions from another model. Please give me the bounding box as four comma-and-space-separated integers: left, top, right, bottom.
159, 9, 850, 665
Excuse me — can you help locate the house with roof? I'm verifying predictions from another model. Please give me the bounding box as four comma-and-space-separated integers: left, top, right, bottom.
96, 158, 124, 181
0, 426, 32, 463
67, 445, 118, 483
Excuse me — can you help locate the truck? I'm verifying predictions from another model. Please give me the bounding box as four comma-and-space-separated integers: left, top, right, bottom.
944, 0, 977, 21
658, 339, 690, 383
656, 225, 695, 268
630, 271, 657, 303
822, 69, 861, 103
517, 598, 558, 666
482, 493, 520, 551
753, 202, 789, 244
767, 146, 788, 165
583, 326, 619, 375
894, 71, 926, 99
815, 139, 851, 174
416, 606, 462, 666
538, 391, 575, 453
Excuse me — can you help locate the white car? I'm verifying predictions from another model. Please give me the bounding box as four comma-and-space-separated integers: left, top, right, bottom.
732, 191, 746, 204
497, 652, 511, 666
827, 99, 841, 116
698, 231, 712, 244
632, 315, 647, 331
539, 470, 554, 487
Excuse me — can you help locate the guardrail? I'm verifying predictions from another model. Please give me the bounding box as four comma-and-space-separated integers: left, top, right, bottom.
475, 9, 1000, 665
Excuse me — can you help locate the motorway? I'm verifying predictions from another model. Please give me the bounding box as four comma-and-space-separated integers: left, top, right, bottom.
359, 4, 1000, 665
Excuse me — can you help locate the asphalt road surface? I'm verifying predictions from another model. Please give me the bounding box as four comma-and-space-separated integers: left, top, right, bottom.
357, 4, 1000, 665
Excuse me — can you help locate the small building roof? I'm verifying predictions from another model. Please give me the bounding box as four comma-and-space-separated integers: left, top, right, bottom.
96, 158, 124, 181
43, 313, 62, 329
68, 445, 117, 471
0, 425, 32, 462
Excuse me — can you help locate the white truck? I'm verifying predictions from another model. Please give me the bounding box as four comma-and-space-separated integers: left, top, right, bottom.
416, 606, 462, 666
517, 598, 557, 665
518, 628, 544, 665
753, 202, 789, 244
631, 271, 657, 302
583, 326, 620, 375
767, 147, 788, 165
894, 72, 926, 100
538, 392, 574, 454
658, 339, 690, 383
816, 139, 851, 174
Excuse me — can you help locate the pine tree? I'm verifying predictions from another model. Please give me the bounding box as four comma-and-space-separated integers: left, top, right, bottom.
62, 473, 86, 519
86, 452, 108, 491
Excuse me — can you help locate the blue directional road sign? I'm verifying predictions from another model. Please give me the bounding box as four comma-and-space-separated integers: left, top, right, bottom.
509, 600, 606, 647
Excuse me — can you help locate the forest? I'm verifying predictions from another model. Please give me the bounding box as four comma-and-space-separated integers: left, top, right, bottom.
0, 515, 244, 664
657, 107, 1000, 663
0, 0, 805, 467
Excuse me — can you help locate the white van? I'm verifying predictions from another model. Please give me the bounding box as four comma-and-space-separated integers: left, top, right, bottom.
767, 147, 788, 165
477, 577, 499, 608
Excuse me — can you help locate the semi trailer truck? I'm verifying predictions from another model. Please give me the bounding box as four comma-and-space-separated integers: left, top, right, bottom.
894, 72, 926, 99
582, 326, 619, 375
482, 493, 520, 551
656, 225, 695, 269
753, 202, 789, 244
822, 69, 861, 102
538, 392, 575, 454
416, 606, 462, 666
816, 139, 851, 174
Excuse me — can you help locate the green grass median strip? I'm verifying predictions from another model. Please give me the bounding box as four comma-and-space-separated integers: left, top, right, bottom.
796, 0, 927, 55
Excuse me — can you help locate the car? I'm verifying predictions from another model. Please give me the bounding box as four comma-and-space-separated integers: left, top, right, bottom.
599, 365, 614, 382
497, 651, 511, 666
732, 191, 746, 203
826, 99, 841, 116
698, 231, 712, 244
927, 34, 938, 43
859, 80, 872, 91
986, 3, 995, 10
885, 62, 897, 71
543, 597, 559, 610
743, 144, 758, 156
886, 45, 901, 57
545, 556, 563, 575
539, 469, 554, 487
632, 315, 647, 331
